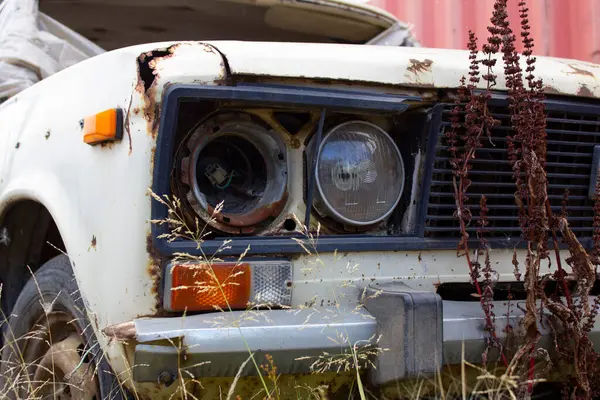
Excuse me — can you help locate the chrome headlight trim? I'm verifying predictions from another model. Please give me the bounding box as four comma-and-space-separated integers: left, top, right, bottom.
312, 120, 405, 226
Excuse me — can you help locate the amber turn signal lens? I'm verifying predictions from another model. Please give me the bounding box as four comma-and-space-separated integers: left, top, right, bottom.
170, 263, 252, 312
83, 108, 123, 145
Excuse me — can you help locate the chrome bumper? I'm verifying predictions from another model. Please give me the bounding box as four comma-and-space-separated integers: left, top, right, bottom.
126, 283, 600, 385
132, 306, 376, 381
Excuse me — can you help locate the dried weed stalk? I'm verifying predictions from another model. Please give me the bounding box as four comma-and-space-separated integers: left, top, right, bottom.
449, 0, 600, 397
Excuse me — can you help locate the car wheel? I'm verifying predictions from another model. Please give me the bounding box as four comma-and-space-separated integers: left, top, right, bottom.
0, 254, 126, 399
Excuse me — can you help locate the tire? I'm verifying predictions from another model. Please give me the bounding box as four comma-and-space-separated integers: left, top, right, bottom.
0, 255, 127, 399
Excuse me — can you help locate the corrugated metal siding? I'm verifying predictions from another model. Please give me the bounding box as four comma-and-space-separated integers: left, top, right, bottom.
370, 0, 600, 63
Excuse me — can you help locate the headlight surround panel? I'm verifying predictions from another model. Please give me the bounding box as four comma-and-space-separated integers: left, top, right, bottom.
152, 84, 435, 256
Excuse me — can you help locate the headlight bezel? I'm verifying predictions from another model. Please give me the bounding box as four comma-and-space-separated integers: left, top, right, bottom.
154, 83, 424, 257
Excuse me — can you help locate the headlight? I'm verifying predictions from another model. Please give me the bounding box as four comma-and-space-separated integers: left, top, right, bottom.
310, 121, 404, 226
181, 114, 288, 234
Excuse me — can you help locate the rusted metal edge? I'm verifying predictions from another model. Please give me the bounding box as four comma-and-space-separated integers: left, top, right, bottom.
102, 321, 137, 341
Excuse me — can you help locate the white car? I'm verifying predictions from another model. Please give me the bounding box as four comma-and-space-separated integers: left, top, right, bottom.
0, 0, 598, 399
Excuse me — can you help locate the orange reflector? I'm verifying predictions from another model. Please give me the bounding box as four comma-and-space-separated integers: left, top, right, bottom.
83, 108, 123, 145
170, 263, 252, 311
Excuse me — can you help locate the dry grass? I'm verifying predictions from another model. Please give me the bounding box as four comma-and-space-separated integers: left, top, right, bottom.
0, 168, 571, 398
0, 237, 542, 400
142, 191, 535, 400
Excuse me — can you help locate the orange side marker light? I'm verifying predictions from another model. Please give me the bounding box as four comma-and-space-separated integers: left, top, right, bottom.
170, 263, 252, 312
83, 108, 123, 145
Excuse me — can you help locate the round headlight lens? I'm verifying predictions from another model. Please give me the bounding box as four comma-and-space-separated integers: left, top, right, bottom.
314, 121, 404, 226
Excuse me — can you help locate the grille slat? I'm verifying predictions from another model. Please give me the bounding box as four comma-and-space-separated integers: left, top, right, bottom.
435, 157, 591, 168
431, 180, 588, 190
436, 146, 593, 157
441, 128, 600, 146
432, 169, 591, 179
425, 103, 598, 239
426, 226, 592, 233
428, 215, 592, 222
429, 192, 588, 200
430, 203, 592, 211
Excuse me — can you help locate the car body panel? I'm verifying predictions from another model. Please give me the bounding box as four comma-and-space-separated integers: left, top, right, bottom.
209, 40, 600, 99
0, 37, 599, 396
0, 41, 227, 384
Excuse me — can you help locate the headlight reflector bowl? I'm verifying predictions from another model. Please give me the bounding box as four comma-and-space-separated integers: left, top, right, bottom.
181, 114, 288, 234
312, 121, 404, 226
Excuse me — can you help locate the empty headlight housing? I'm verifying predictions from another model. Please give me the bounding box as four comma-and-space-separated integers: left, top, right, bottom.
307, 120, 405, 227
180, 113, 288, 234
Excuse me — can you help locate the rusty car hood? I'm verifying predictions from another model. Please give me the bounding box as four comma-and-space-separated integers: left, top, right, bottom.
1, 0, 416, 99
39, 0, 416, 51
206, 40, 600, 99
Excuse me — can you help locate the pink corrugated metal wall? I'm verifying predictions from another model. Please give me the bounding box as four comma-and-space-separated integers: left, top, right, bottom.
370, 0, 600, 63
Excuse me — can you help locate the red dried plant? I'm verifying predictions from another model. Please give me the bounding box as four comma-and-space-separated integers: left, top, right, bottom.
448, 28, 508, 366
449, 0, 600, 397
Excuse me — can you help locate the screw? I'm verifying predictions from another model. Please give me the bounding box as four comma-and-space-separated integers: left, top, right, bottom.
157, 371, 176, 387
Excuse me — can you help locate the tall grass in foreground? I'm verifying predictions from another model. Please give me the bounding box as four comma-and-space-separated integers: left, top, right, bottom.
447, 0, 600, 397
146, 191, 532, 400
0, 193, 549, 399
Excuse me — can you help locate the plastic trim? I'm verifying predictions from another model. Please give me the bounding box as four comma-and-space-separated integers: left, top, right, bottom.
151, 84, 419, 256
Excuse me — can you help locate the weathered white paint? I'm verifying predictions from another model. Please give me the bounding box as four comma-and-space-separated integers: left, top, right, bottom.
0, 37, 595, 396
290, 248, 572, 308
0, 41, 227, 389
210, 40, 600, 98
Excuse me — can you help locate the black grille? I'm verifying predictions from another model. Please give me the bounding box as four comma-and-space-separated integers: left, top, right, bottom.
425, 103, 599, 239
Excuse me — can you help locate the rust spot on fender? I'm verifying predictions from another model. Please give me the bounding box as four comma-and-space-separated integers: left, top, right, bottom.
89, 235, 97, 251
136, 46, 177, 138
578, 84, 594, 97
568, 64, 595, 78
146, 232, 165, 313
407, 59, 433, 75
102, 321, 137, 341
124, 94, 133, 155
99, 141, 115, 149
147, 259, 161, 296
543, 85, 562, 95
149, 145, 157, 167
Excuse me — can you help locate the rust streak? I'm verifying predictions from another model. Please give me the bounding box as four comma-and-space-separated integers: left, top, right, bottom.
578, 84, 594, 97
207, 191, 289, 234
146, 233, 164, 312
136, 46, 177, 138
567, 64, 595, 78
102, 321, 137, 341
406, 58, 434, 75
89, 235, 97, 251
542, 85, 562, 95
124, 94, 133, 155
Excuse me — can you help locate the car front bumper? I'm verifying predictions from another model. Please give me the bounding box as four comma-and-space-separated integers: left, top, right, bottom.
119, 282, 600, 385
